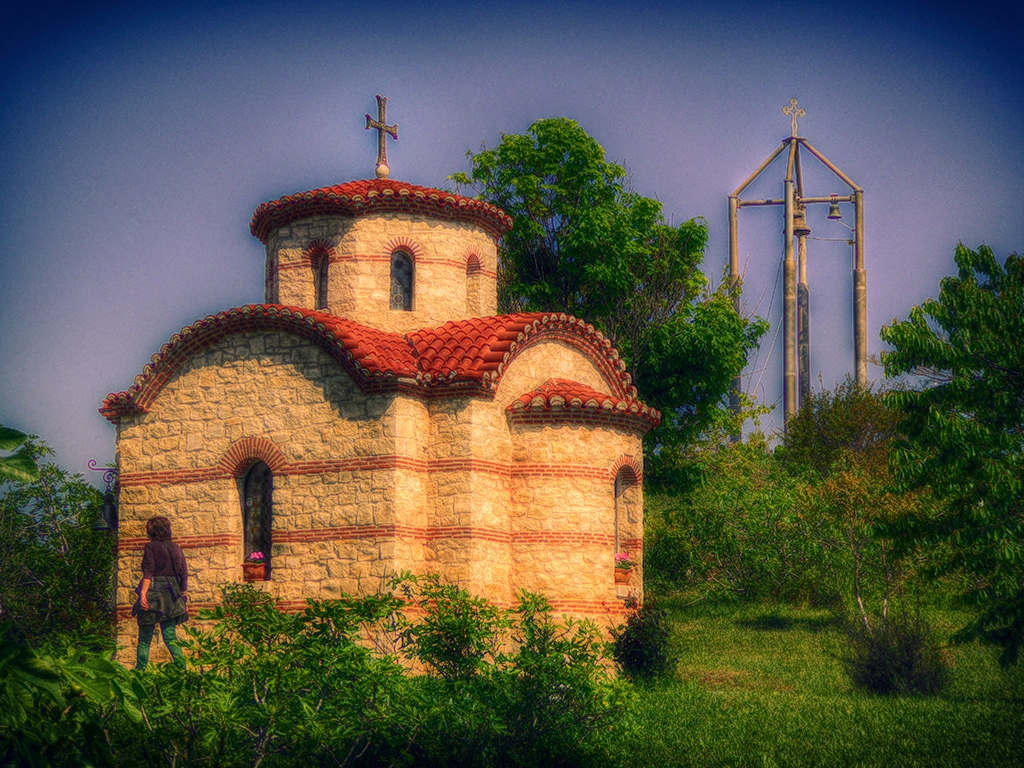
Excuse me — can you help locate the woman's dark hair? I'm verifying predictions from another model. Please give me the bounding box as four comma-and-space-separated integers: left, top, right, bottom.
146, 516, 172, 541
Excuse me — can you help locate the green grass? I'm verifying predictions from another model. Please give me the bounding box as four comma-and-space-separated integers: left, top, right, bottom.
599, 599, 1024, 767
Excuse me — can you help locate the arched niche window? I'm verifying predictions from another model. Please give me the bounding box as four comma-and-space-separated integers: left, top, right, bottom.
243, 461, 273, 577
614, 466, 640, 553
390, 250, 413, 311
314, 254, 329, 309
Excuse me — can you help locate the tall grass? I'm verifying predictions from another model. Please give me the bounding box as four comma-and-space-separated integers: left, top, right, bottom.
599, 599, 1024, 767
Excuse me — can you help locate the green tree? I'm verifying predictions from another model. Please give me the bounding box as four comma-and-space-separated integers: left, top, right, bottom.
451, 118, 766, 463
643, 440, 811, 600
881, 244, 1024, 665
0, 439, 114, 644
0, 425, 40, 483
780, 381, 927, 626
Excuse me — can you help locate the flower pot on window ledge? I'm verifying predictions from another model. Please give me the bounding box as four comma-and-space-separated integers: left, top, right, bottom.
614, 568, 632, 584
242, 562, 266, 582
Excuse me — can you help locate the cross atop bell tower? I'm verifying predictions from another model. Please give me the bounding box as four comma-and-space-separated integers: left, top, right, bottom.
365, 94, 399, 179
782, 97, 805, 138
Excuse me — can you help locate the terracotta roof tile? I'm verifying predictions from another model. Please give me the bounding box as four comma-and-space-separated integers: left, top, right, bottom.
250, 179, 513, 243
101, 307, 648, 423
507, 378, 661, 431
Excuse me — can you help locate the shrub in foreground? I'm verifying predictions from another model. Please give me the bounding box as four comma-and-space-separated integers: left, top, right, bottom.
0, 627, 127, 767
842, 612, 948, 696
106, 577, 626, 767
406, 582, 629, 766
611, 598, 674, 682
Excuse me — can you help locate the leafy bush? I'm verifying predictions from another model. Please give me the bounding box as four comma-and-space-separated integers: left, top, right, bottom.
841, 612, 948, 696
0, 627, 131, 767
112, 581, 417, 767
105, 577, 627, 767
643, 441, 829, 601
611, 598, 674, 682
0, 439, 114, 645
400, 574, 508, 681
399, 577, 629, 766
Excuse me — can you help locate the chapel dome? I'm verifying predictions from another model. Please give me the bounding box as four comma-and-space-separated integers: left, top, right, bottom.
251, 178, 511, 334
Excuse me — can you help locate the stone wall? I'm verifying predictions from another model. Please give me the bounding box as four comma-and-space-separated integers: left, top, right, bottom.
114, 330, 402, 660
265, 213, 499, 331
113, 329, 643, 663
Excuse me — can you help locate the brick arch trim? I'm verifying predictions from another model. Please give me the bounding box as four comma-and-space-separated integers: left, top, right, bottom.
302, 239, 335, 268
465, 252, 483, 275
488, 314, 637, 400
218, 437, 288, 477
384, 236, 425, 261
406, 312, 639, 401
612, 456, 642, 487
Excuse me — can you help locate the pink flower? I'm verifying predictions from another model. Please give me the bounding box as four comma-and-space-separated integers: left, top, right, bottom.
248, 551, 265, 562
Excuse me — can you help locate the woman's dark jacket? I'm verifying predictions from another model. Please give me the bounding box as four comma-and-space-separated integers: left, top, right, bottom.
137, 540, 189, 626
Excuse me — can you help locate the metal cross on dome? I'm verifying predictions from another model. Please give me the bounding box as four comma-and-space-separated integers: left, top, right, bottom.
782, 97, 806, 138
365, 94, 399, 179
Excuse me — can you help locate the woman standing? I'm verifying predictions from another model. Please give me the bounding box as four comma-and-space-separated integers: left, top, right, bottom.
135, 515, 189, 669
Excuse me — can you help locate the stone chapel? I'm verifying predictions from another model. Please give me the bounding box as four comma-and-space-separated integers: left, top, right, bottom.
102, 106, 660, 657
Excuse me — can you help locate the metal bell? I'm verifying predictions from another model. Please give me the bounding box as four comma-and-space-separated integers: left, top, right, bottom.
827, 200, 842, 221
793, 206, 811, 237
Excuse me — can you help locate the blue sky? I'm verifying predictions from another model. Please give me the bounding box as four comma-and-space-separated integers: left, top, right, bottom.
1, 0, 1022, 479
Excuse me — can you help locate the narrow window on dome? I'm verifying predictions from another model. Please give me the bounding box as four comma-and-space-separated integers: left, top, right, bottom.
315, 254, 329, 309
466, 254, 483, 315
390, 250, 413, 311
243, 461, 273, 578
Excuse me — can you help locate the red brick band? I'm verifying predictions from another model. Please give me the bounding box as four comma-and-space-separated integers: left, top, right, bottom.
118, 527, 619, 550
511, 463, 612, 482
120, 456, 620, 487
119, 533, 241, 551
115, 601, 221, 620
276, 525, 615, 547
279, 253, 488, 271
114, 597, 630, 620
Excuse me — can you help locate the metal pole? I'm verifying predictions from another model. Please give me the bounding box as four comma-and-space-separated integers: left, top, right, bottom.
798, 232, 810, 406
728, 195, 741, 422
853, 190, 867, 386
731, 142, 789, 197
794, 147, 810, 409
783, 142, 798, 425
798, 139, 862, 192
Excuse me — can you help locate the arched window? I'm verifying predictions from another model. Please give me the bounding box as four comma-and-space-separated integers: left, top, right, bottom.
466, 253, 483, 314
614, 466, 639, 553
390, 250, 413, 310
314, 254, 329, 309
243, 461, 273, 577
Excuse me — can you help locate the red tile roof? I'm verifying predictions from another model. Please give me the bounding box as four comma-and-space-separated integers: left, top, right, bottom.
101, 306, 646, 422
409, 313, 540, 382
249, 179, 513, 243
507, 378, 661, 431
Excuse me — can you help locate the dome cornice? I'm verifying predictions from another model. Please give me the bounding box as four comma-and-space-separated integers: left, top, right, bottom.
250, 179, 513, 243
